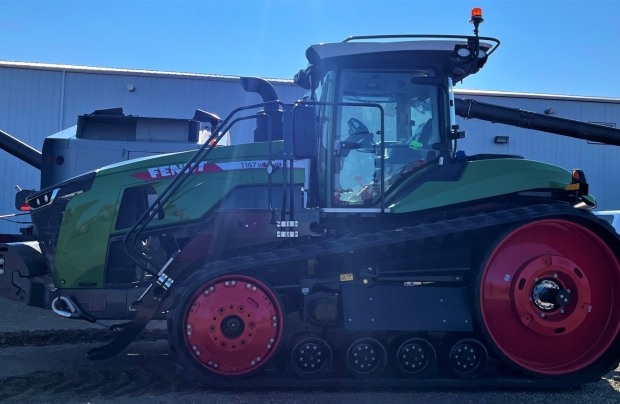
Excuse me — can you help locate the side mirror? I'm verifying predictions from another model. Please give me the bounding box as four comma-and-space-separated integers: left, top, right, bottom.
283, 105, 318, 159
293, 105, 318, 158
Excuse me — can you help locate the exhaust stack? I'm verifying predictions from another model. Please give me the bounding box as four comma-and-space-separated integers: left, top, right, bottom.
240, 77, 283, 142
240, 77, 279, 109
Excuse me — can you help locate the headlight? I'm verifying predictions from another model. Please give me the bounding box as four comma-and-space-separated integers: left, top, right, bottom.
27, 171, 96, 211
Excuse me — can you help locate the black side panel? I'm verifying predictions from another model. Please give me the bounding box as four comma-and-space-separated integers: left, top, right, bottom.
342, 285, 473, 331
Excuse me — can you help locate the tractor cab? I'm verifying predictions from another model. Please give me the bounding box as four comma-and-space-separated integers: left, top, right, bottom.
294, 35, 499, 207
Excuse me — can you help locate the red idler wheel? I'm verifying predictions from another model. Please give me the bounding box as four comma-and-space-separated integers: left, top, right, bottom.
183, 274, 283, 376
478, 219, 620, 376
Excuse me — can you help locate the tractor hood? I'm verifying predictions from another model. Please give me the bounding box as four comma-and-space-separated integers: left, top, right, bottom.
389, 158, 590, 213
39, 140, 298, 289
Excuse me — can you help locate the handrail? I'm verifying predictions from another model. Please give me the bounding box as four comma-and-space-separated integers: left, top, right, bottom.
122, 99, 387, 274
123, 101, 284, 274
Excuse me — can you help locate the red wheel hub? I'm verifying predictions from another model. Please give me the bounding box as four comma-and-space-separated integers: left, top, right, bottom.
183, 275, 283, 376
511, 255, 591, 337
480, 219, 620, 375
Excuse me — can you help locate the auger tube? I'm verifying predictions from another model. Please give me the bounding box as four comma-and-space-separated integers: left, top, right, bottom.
0, 129, 42, 170
455, 98, 620, 146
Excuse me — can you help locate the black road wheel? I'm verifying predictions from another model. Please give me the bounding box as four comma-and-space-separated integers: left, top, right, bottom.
290, 336, 333, 380
346, 338, 387, 379
448, 339, 488, 379
395, 338, 436, 379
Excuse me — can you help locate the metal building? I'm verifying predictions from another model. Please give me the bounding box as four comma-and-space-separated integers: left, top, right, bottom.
1, 60, 620, 235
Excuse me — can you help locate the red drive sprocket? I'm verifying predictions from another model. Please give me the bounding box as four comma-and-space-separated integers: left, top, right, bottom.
478, 219, 620, 376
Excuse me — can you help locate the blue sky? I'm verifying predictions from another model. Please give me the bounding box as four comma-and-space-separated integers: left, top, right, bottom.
0, 0, 619, 97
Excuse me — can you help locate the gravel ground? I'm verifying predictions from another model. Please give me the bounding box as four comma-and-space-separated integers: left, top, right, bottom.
0, 340, 619, 404
0, 299, 166, 332
1, 300, 619, 403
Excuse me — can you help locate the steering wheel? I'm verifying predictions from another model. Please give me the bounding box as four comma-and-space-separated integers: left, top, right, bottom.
347, 118, 370, 137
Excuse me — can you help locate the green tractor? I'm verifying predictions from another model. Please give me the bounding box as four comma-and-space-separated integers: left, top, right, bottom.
3, 10, 620, 386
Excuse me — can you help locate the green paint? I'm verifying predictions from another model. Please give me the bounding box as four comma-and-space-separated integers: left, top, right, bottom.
53, 175, 119, 288
50, 145, 591, 289
52, 142, 304, 289
391, 159, 580, 213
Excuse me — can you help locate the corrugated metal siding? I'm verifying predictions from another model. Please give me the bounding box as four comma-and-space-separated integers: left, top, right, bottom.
456, 93, 620, 210
61, 72, 304, 144
0, 67, 61, 234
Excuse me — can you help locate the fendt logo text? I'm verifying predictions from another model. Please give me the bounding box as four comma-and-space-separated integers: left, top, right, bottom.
131, 161, 290, 181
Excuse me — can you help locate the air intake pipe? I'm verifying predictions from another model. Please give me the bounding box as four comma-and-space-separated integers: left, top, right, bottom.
240, 77, 283, 142
0, 128, 42, 170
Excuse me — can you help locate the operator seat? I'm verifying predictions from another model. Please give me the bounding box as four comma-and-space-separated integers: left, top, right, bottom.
417, 119, 434, 147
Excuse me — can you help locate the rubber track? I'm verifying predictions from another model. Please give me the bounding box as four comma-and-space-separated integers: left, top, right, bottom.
169, 204, 620, 389
199, 204, 612, 275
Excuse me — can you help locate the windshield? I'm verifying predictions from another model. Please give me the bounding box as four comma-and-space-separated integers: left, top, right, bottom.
332, 70, 442, 206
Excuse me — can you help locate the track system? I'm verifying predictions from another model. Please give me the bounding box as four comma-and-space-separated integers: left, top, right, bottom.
164, 205, 620, 387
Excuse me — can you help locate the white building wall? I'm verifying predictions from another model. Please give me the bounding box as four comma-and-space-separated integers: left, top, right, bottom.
0, 67, 62, 234
60, 72, 305, 144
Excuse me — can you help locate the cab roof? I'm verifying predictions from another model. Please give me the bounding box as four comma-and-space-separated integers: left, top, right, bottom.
304, 36, 499, 83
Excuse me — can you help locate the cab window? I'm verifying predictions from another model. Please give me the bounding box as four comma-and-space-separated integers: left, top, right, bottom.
332, 70, 441, 206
